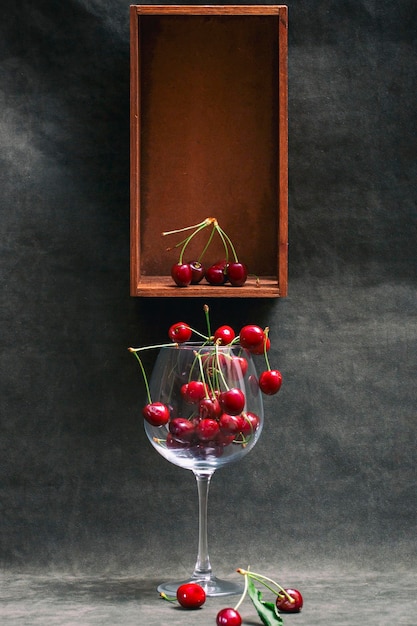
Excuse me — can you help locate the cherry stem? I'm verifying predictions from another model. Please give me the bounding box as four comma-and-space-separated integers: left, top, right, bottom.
162, 217, 214, 237
178, 221, 211, 264
263, 327, 272, 371
159, 592, 177, 603
129, 350, 152, 405
198, 222, 217, 263
236, 568, 295, 604
128, 343, 178, 353
217, 224, 239, 263
195, 350, 210, 399
215, 343, 230, 391
203, 304, 212, 340
233, 567, 250, 612
214, 222, 230, 262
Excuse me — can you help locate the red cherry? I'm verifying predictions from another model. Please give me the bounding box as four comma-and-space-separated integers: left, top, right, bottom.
216, 607, 242, 626
229, 356, 249, 380
214, 325, 236, 345
168, 322, 192, 343
171, 263, 192, 287
142, 402, 170, 426
219, 388, 245, 416
219, 413, 242, 436
188, 260, 205, 284
239, 325, 265, 351
169, 418, 195, 443
250, 337, 271, 355
259, 370, 283, 395
196, 418, 220, 441
240, 411, 260, 436
199, 396, 222, 419
226, 262, 248, 287
276, 588, 303, 613
205, 261, 227, 285
181, 381, 207, 404
176, 582, 206, 609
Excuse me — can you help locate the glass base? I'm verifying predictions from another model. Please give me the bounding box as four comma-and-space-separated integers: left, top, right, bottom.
157, 575, 243, 597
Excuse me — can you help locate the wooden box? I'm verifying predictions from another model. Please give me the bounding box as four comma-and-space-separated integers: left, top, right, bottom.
130, 5, 288, 297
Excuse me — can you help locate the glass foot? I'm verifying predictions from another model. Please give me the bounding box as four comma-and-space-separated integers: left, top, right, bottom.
157, 575, 243, 597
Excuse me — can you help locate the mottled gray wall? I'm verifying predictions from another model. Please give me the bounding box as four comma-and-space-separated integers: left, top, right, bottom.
1, 0, 416, 577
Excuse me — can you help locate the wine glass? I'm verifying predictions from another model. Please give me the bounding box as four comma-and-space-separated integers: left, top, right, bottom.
145, 342, 264, 597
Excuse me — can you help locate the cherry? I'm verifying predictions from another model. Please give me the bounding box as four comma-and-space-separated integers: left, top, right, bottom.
216, 607, 242, 626
205, 262, 227, 285
214, 325, 236, 345
199, 396, 222, 419
176, 583, 206, 609
181, 381, 207, 404
259, 370, 283, 395
171, 262, 192, 287
196, 418, 220, 441
239, 325, 265, 351
250, 337, 271, 355
229, 356, 249, 380
226, 262, 248, 287
168, 322, 192, 343
219, 413, 242, 436
240, 411, 260, 436
188, 260, 205, 284
276, 588, 303, 613
169, 417, 195, 443
219, 388, 245, 416
142, 402, 170, 426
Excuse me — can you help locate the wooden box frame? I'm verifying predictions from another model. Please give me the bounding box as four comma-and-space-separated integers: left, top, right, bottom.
130, 5, 288, 297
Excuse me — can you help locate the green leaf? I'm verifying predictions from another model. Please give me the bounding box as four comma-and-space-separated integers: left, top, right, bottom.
247, 576, 284, 626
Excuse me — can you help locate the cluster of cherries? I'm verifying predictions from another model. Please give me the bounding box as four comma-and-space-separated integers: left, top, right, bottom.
129, 309, 282, 459
163, 217, 250, 287
161, 569, 303, 625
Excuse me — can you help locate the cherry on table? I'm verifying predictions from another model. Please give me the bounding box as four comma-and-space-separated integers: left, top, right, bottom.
205, 260, 228, 285
226, 262, 248, 287
176, 582, 206, 609
216, 607, 242, 626
188, 260, 205, 284
276, 588, 303, 613
171, 262, 192, 287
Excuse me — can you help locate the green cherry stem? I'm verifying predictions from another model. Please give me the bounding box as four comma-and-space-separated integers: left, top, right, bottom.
213, 221, 230, 262
233, 567, 250, 612
197, 222, 217, 263
215, 343, 230, 391
203, 304, 212, 340
263, 327, 272, 371
159, 592, 176, 603
236, 568, 295, 604
217, 224, 239, 263
177, 221, 211, 264
162, 217, 213, 237
129, 350, 152, 405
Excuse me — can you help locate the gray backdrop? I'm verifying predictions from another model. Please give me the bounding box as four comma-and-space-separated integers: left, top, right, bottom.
1, 0, 416, 614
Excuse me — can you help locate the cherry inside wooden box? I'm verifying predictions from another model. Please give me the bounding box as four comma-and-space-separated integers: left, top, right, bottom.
130, 5, 288, 297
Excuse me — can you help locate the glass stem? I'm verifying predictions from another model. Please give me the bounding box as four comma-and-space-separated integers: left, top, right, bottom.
192, 471, 214, 581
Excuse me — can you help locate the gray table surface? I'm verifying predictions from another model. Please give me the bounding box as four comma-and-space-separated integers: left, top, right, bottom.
1, 564, 415, 625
